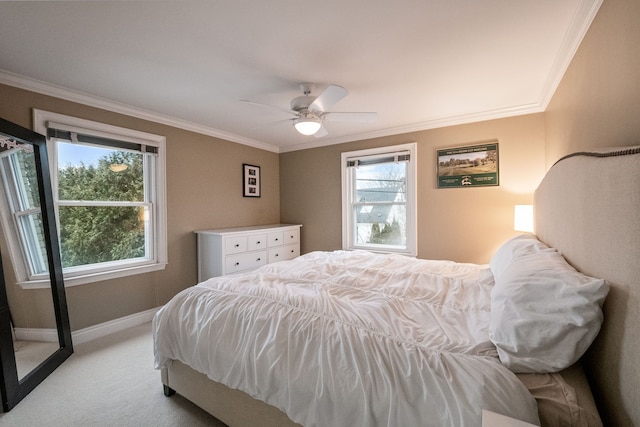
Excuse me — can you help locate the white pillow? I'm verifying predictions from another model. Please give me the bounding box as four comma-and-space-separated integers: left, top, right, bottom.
489, 235, 609, 373
489, 234, 554, 279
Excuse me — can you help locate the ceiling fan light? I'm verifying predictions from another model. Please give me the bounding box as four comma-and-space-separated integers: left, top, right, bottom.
293, 118, 322, 136
109, 163, 128, 172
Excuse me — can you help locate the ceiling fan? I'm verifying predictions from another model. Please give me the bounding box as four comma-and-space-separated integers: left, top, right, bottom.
242, 83, 377, 137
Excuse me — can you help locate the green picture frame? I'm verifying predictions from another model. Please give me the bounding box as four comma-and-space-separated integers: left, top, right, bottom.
437, 142, 499, 188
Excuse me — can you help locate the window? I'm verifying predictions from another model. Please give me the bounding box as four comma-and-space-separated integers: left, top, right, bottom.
341, 143, 417, 256
0, 110, 167, 288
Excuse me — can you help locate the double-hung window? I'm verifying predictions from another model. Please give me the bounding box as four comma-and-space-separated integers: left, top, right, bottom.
341, 143, 417, 256
0, 143, 49, 276
0, 110, 167, 288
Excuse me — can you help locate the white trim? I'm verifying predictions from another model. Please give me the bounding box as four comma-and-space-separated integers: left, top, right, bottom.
341, 143, 417, 256
0, 0, 602, 162
0, 0, 602, 158
13, 307, 160, 345
18, 262, 167, 289
0, 110, 169, 287
0, 69, 279, 153
71, 306, 159, 345
537, 0, 604, 109
282, 103, 543, 153
1, 68, 539, 155
280, 1, 604, 153
12, 327, 59, 343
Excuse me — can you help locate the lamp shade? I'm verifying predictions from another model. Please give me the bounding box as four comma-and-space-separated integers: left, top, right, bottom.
514, 205, 534, 232
293, 118, 321, 136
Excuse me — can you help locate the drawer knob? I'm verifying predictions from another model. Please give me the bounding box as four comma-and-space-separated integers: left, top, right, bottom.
291, 249, 294, 253
257, 241, 261, 244
235, 262, 240, 266
235, 244, 240, 248
275, 238, 279, 241
275, 254, 279, 257
257, 258, 261, 261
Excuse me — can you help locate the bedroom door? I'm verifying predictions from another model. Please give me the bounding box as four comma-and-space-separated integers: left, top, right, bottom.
0, 117, 73, 411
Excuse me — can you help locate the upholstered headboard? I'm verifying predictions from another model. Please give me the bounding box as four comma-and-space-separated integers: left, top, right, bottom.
534, 147, 640, 427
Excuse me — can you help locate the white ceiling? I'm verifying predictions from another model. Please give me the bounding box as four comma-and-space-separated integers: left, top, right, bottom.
0, 1, 601, 153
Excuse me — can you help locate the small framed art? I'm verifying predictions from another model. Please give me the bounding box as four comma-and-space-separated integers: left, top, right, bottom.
243, 164, 261, 197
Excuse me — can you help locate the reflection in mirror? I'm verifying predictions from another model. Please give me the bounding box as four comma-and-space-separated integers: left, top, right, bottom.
1, 236, 61, 381
14, 341, 60, 380
0, 145, 60, 380
0, 117, 73, 412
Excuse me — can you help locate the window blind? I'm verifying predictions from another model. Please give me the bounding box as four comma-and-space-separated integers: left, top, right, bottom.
346, 150, 410, 167
47, 122, 158, 154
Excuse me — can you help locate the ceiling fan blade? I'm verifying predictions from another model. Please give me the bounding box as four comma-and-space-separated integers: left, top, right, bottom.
309, 85, 348, 112
325, 112, 378, 123
240, 100, 297, 116
245, 118, 294, 133
314, 125, 329, 138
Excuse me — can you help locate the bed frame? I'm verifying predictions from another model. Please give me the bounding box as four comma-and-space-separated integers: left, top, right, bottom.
534, 147, 640, 426
162, 147, 640, 426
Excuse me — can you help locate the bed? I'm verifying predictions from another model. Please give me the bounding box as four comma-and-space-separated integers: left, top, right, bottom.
153, 146, 640, 427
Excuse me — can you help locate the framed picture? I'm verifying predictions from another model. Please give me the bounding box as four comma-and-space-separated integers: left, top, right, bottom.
437, 142, 499, 188
243, 164, 261, 197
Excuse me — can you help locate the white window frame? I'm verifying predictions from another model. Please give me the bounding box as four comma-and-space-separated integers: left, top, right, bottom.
341, 143, 417, 256
0, 110, 167, 289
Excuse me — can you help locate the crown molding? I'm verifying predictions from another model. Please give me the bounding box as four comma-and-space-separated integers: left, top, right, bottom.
280, 0, 603, 153
279, 102, 544, 153
0, 70, 280, 153
2, 0, 600, 156
537, 0, 603, 109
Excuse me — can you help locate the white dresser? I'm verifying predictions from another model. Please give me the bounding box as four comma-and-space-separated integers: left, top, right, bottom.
195, 224, 302, 281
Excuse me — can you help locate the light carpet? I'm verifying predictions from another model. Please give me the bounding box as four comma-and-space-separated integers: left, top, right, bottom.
0, 323, 225, 427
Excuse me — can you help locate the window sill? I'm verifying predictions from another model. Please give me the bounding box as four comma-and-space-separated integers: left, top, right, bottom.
346, 246, 417, 257
17, 262, 167, 289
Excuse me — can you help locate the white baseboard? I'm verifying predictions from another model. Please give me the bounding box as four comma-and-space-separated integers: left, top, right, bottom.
13, 306, 161, 345
13, 327, 59, 343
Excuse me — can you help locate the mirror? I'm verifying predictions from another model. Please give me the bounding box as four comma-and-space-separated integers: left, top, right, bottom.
0, 117, 73, 412
0, 139, 59, 382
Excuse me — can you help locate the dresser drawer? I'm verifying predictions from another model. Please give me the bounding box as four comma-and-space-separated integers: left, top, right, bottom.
284, 243, 300, 260
268, 243, 300, 263
283, 228, 299, 244
225, 236, 247, 254
267, 231, 284, 247
247, 234, 267, 251
225, 251, 268, 274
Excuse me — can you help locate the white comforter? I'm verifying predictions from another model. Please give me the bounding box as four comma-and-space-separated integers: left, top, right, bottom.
153, 250, 539, 427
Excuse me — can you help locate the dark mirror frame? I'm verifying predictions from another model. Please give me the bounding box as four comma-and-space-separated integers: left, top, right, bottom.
0, 117, 73, 411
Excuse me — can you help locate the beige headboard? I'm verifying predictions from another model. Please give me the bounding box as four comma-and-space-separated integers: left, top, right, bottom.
534, 147, 640, 427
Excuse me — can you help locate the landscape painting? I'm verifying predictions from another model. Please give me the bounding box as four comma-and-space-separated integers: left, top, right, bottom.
437, 142, 499, 188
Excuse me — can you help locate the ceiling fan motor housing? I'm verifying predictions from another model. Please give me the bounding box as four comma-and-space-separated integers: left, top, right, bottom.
290, 95, 316, 112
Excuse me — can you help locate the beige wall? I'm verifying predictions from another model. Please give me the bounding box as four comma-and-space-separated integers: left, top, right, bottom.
281, 0, 640, 267
281, 113, 546, 265
545, 0, 640, 164
0, 83, 280, 330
